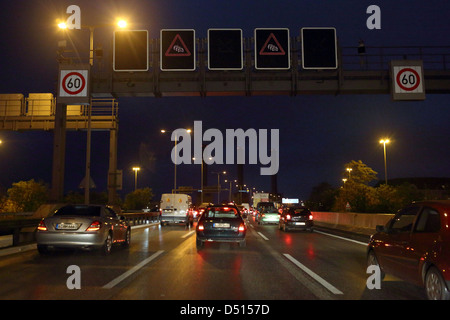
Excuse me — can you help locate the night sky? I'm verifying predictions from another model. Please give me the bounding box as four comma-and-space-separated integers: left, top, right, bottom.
0, 0, 449, 203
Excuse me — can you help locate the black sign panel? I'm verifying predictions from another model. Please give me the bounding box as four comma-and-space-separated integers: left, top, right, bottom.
208, 29, 243, 70
113, 30, 148, 72
160, 29, 196, 71
301, 27, 338, 70
254, 28, 290, 70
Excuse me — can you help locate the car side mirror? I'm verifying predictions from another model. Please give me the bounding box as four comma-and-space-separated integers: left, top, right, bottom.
119, 215, 126, 221
376, 225, 386, 233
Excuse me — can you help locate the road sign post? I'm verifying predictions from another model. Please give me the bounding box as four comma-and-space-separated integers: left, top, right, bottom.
254, 28, 290, 70
390, 60, 425, 100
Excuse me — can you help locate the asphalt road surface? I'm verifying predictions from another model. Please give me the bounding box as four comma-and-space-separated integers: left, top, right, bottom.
0, 217, 427, 301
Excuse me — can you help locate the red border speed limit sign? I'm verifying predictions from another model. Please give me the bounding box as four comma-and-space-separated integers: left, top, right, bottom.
396, 68, 421, 91
58, 68, 89, 102
62, 72, 86, 95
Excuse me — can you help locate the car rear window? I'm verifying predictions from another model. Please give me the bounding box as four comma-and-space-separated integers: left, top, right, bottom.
54, 205, 101, 217
205, 207, 239, 218
291, 208, 311, 215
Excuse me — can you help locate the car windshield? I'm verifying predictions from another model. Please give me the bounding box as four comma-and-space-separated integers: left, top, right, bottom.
259, 204, 276, 213
204, 207, 239, 218
54, 205, 101, 217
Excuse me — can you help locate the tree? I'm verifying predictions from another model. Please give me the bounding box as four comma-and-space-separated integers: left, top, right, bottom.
343, 160, 378, 185
4, 179, 48, 212
307, 182, 338, 211
124, 187, 153, 210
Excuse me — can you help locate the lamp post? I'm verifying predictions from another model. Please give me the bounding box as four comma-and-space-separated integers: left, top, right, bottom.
58, 19, 127, 204
161, 128, 191, 193
212, 171, 226, 203
379, 139, 390, 185
132, 167, 140, 191
346, 167, 352, 180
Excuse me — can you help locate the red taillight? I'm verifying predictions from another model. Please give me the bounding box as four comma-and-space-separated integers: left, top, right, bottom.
309, 214, 313, 221
197, 222, 204, 231
37, 220, 47, 231
86, 221, 101, 231
286, 214, 291, 220
238, 223, 245, 232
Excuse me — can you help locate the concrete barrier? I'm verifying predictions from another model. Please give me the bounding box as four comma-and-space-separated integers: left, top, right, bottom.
312, 211, 394, 235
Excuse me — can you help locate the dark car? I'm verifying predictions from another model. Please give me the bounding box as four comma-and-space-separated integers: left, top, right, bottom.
196, 205, 247, 249
279, 206, 314, 232
367, 200, 450, 300
36, 204, 130, 255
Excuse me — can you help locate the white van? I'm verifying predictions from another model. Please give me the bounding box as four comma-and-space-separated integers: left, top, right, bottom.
160, 193, 193, 226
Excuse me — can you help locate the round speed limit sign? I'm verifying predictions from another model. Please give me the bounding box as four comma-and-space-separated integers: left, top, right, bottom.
394, 66, 423, 93
59, 69, 89, 97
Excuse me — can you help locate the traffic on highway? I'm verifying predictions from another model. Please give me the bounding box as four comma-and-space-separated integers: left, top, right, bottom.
3, 200, 447, 303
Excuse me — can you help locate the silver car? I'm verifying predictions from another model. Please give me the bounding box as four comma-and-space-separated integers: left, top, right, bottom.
36, 204, 130, 255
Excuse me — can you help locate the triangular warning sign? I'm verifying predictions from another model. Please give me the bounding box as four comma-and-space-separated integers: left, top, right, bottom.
165, 34, 192, 57
259, 33, 286, 56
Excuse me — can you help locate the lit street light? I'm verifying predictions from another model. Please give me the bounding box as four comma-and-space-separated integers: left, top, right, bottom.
132, 167, 140, 191
379, 139, 390, 185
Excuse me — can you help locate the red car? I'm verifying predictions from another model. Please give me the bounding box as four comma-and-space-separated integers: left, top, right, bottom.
367, 200, 450, 300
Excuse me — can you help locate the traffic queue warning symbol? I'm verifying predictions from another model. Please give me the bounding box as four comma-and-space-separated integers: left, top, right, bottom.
165, 34, 192, 57
254, 28, 290, 70
259, 33, 286, 56
160, 29, 196, 71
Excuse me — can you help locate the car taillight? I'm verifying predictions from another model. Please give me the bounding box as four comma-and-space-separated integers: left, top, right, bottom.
309, 214, 313, 221
238, 223, 245, 232
197, 222, 204, 231
86, 221, 101, 231
37, 220, 47, 231
286, 214, 291, 220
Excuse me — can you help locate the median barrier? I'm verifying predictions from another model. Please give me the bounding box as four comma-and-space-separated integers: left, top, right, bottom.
312, 211, 394, 236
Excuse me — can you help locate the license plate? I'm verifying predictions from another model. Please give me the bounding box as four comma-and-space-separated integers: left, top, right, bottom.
56, 223, 80, 230
213, 223, 230, 228
295, 222, 306, 226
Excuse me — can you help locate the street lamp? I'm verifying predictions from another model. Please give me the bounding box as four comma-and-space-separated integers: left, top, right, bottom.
161, 128, 192, 193
212, 171, 226, 203
346, 168, 352, 179
132, 167, 140, 191
379, 139, 390, 185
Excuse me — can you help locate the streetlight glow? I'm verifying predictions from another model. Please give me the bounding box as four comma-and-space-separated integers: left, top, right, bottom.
117, 19, 127, 29
58, 22, 67, 29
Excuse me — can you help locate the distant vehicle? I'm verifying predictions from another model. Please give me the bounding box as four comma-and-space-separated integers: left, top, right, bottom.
160, 193, 193, 227
196, 204, 247, 249
36, 204, 130, 255
367, 200, 450, 300
279, 206, 314, 232
256, 202, 279, 225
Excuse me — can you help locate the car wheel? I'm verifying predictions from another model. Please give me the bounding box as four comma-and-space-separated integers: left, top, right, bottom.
101, 232, 113, 255
367, 250, 385, 280
196, 238, 204, 249
37, 245, 49, 255
425, 266, 450, 300
123, 228, 131, 247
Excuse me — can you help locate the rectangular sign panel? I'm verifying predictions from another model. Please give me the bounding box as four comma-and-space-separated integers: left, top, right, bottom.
160, 29, 196, 71
57, 64, 90, 104
301, 27, 338, 70
208, 29, 243, 70
390, 60, 425, 100
254, 28, 290, 70
113, 30, 149, 72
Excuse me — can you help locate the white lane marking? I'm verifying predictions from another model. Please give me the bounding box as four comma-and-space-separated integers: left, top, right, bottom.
131, 222, 160, 230
314, 230, 368, 246
257, 232, 269, 241
103, 250, 164, 289
182, 230, 196, 238
283, 253, 343, 295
